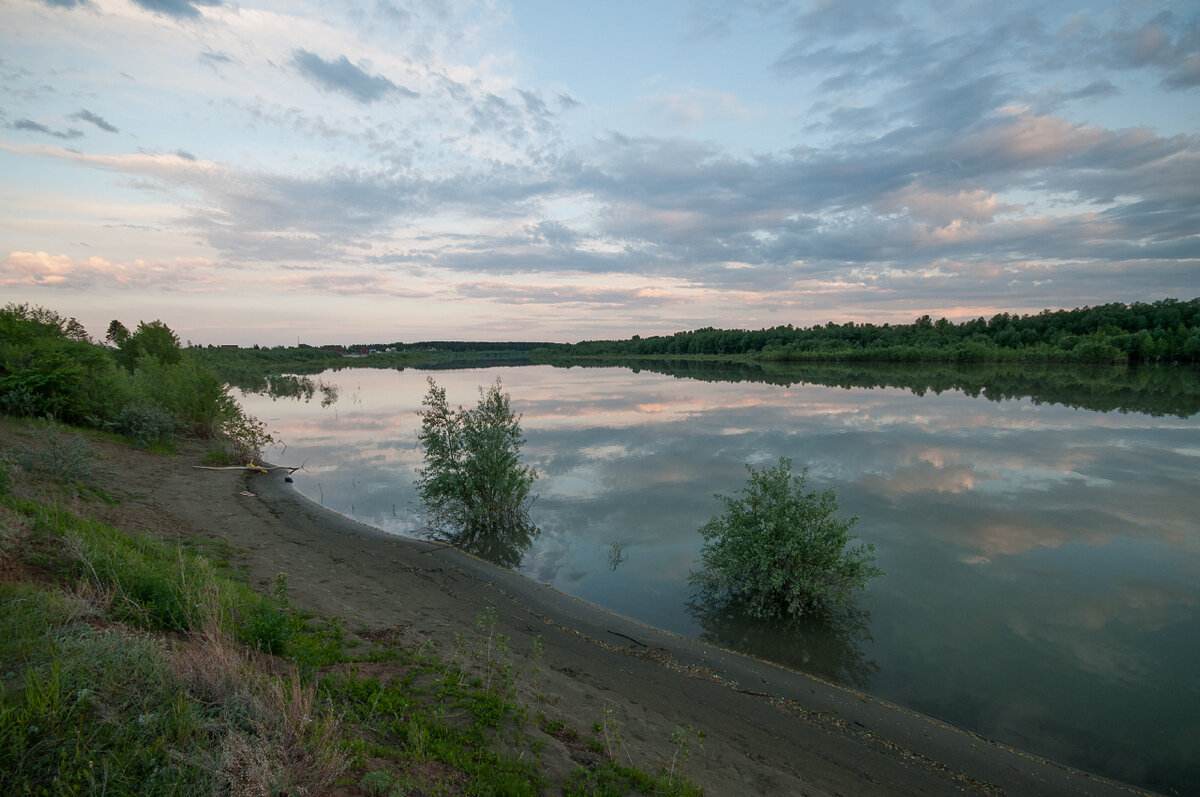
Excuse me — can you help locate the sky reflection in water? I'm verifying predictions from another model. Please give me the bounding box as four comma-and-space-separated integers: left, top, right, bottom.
240, 365, 1200, 793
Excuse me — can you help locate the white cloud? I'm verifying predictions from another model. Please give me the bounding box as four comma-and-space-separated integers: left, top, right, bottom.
0, 0, 1196, 343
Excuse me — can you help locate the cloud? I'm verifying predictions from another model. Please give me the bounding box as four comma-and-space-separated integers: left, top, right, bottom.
273, 271, 432, 298
292, 49, 416, 104
10, 118, 82, 139
130, 0, 220, 19
3, 0, 1197, 334
1, 251, 220, 290
198, 51, 234, 68
454, 280, 689, 308
1162, 54, 1200, 90
0, 250, 439, 301
70, 109, 118, 133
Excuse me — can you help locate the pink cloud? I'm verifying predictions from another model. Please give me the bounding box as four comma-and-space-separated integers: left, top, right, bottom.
874, 187, 1019, 225
964, 107, 1108, 166
1, 251, 221, 290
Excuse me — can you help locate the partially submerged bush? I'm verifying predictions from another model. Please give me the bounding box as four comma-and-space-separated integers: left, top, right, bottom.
415, 377, 538, 567
691, 457, 882, 620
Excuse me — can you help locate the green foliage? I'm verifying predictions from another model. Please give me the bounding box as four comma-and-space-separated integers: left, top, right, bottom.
129, 349, 228, 437
692, 457, 882, 620
2, 304, 274, 458
0, 568, 344, 796
13, 420, 110, 487
541, 297, 1200, 365
106, 399, 184, 448
215, 398, 275, 463
5, 493, 292, 656
3, 461, 704, 796
415, 377, 539, 567
1, 304, 121, 424
111, 319, 183, 371
0, 590, 211, 796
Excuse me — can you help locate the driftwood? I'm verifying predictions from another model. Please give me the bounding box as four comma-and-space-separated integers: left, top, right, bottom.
192, 463, 304, 474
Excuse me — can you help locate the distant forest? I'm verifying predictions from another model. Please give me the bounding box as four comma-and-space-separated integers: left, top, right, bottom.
539, 299, 1200, 365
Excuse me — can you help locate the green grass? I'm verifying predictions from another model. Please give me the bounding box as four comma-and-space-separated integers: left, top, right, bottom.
0, 427, 706, 796
0, 583, 211, 794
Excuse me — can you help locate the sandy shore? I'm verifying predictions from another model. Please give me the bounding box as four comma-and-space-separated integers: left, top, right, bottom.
56, 430, 1156, 796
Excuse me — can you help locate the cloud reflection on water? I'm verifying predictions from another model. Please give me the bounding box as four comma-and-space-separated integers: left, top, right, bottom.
238, 363, 1200, 792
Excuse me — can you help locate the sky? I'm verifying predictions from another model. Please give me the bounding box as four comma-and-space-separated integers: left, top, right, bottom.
1, 0, 1198, 346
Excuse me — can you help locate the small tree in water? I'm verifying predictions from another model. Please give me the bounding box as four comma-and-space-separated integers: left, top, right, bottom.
691, 457, 882, 620
415, 377, 538, 568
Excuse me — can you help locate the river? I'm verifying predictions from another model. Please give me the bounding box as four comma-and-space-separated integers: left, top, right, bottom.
239, 361, 1200, 795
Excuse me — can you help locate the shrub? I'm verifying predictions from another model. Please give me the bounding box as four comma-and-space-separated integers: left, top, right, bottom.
691, 457, 882, 620
216, 398, 274, 464
414, 377, 538, 567
14, 421, 108, 486
132, 353, 227, 437
106, 400, 185, 448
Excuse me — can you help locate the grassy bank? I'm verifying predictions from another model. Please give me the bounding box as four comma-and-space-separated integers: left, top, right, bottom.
0, 419, 704, 796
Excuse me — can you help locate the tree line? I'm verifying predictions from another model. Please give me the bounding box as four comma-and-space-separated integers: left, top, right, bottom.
538, 298, 1200, 365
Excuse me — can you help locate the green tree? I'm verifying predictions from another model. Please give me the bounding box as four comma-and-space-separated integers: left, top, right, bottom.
108, 319, 182, 370
105, 319, 130, 347
415, 377, 538, 567
128, 320, 182, 365
691, 457, 882, 620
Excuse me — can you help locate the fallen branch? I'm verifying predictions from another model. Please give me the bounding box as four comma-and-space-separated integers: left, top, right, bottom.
192, 463, 303, 474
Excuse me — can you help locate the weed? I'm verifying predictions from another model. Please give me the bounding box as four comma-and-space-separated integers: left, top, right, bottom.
599, 706, 632, 767
272, 571, 290, 603
0, 599, 212, 795
666, 725, 706, 789
14, 420, 109, 487
458, 606, 517, 697
360, 769, 408, 796
530, 635, 545, 700
0, 450, 16, 496
202, 447, 236, 466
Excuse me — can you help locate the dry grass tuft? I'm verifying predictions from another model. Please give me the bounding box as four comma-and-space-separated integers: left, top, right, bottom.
175, 616, 349, 796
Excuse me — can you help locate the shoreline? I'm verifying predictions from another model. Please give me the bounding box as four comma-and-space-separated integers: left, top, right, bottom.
232, 462, 1151, 796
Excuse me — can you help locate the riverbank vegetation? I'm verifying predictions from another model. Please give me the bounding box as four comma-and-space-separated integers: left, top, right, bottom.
0, 303, 706, 794
415, 378, 540, 568
96, 300, 1193, 414
177, 300, 1200, 415
0, 421, 705, 795
190, 340, 550, 392
1, 304, 269, 461
692, 458, 882, 621
539, 298, 1200, 365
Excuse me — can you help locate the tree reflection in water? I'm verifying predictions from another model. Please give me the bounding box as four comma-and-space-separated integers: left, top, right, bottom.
439, 513, 539, 570
686, 595, 878, 690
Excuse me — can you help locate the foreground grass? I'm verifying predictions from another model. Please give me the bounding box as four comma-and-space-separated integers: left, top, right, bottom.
0, 423, 704, 796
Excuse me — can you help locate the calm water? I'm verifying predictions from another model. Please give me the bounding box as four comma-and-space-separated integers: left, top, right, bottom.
240, 364, 1200, 794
